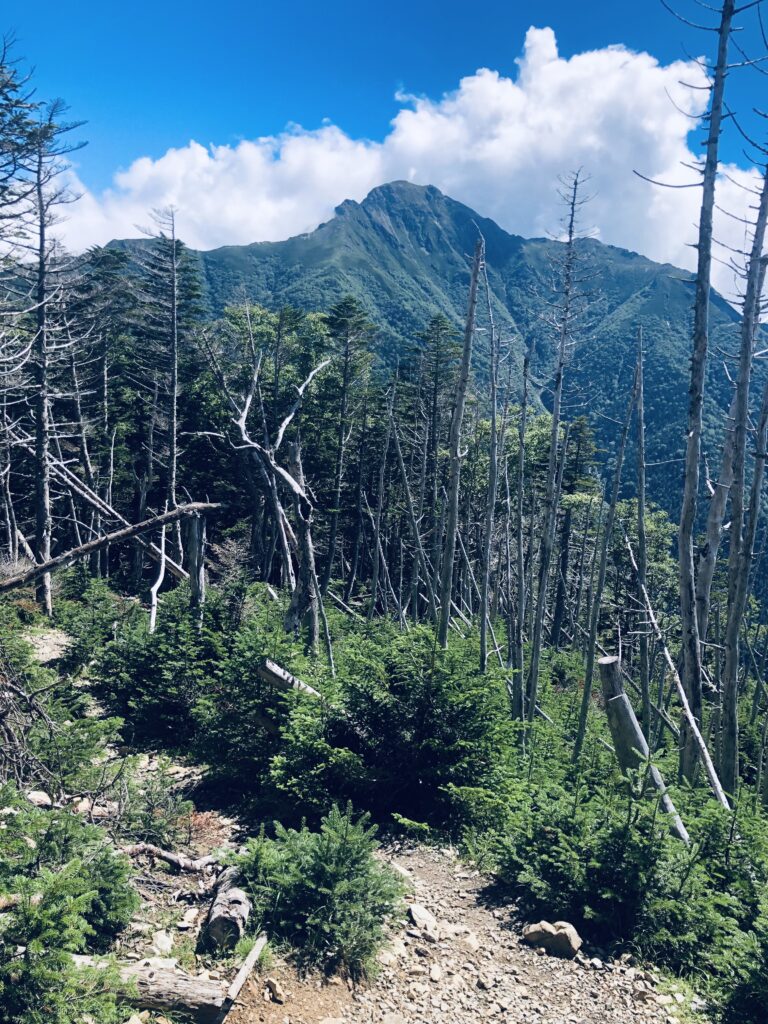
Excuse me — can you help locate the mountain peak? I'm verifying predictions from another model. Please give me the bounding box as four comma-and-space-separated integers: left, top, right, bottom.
334, 181, 445, 219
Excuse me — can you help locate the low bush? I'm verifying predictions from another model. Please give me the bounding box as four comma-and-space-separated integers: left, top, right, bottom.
271, 624, 512, 825
0, 863, 127, 1024
233, 804, 403, 978
0, 787, 136, 1024
0, 787, 139, 950
92, 586, 226, 745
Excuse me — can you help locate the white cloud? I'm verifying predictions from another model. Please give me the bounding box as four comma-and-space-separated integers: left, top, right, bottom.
59, 26, 761, 301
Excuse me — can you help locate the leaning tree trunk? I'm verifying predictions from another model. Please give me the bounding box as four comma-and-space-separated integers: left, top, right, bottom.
599, 656, 690, 845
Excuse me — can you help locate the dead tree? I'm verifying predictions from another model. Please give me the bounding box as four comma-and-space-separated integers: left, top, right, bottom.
635, 327, 651, 738
184, 512, 207, 627
527, 171, 586, 720
480, 260, 501, 671
437, 238, 484, 648
721, 166, 768, 793
510, 342, 532, 719
677, 0, 735, 782
201, 322, 329, 645
368, 381, 395, 619
284, 440, 319, 651
573, 367, 638, 761
23, 103, 84, 614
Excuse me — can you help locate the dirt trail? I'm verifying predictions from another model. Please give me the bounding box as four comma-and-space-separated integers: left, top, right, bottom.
234, 845, 707, 1024
26, 626, 72, 664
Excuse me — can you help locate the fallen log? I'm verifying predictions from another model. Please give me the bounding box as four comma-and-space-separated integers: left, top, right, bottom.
74, 956, 229, 1023
120, 842, 221, 874
599, 656, 690, 845
220, 932, 269, 1012
122, 845, 252, 950
257, 656, 322, 698
7, 426, 190, 581
75, 933, 268, 1023
0, 503, 220, 595
622, 528, 731, 810
203, 866, 252, 950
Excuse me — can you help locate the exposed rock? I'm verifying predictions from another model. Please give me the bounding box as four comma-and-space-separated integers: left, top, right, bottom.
408, 903, 438, 934
73, 796, 118, 819
265, 976, 286, 1003
176, 908, 199, 931
151, 930, 174, 956
25, 790, 52, 808
522, 919, 583, 958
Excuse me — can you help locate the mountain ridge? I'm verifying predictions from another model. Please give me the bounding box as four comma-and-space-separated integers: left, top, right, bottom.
112, 180, 741, 510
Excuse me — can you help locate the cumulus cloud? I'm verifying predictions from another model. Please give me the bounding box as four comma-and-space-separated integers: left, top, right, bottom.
59, 27, 760, 300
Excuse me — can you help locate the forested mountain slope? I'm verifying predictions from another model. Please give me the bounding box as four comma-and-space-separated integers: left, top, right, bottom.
117, 180, 741, 509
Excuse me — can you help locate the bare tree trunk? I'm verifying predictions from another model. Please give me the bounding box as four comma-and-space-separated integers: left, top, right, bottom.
393, 419, 436, 613
321, 333, 352, 594
720, 169, 768, 793
437, 238, 484, 648
345, 391, 368, 602
368, 383, 395, 618
133, 379, 159, 585
599, 656, 690, 845
635, 327, 651, 739
33, 146, 53, 616
573, 369, 637, 761
149, 519, 167, 634
184, 513, 207, 629
480, 265, 500, 671
527, 173, 583, 720
678, 0, 735, 782
512, 345, 532, 719
284, 440, 319, 653
168, 212, 182, 561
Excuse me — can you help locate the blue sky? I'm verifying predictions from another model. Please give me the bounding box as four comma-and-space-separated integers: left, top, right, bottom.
10, 0, 763, 190
6, 1, 766, 297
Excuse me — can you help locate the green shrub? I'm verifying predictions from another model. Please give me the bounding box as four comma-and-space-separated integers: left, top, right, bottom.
271, 624, 511, 825
0, 864, 127, 1024
233, 804, 403, 978
0, 790, 139, 949
720, 898, 768, 1024
493, 765, 768, 981
54, 572, 137, 673
92, 587, 225, 745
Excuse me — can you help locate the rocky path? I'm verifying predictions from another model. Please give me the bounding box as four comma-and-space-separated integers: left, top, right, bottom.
241, 845, 706, 1024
